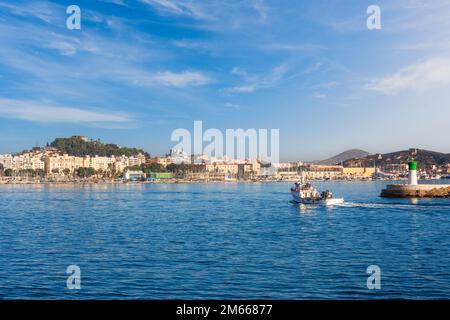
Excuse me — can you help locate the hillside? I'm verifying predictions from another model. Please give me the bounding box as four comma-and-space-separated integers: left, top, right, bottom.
317, 149, 370, 165
49, 136, 147, 157
343, 148, 450, 169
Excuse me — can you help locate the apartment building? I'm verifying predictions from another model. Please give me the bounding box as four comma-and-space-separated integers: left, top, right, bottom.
42, 153, 146, 174
43, 154, 85, 173
0, 152, 45, 171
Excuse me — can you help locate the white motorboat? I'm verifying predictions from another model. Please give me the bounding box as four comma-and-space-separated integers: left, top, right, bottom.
290, 177, 344, 205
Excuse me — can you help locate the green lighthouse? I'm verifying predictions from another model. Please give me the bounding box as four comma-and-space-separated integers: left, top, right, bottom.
408, 160, 418, 185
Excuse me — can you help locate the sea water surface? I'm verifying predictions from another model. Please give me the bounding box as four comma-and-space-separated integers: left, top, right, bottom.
0, 181, 449, 299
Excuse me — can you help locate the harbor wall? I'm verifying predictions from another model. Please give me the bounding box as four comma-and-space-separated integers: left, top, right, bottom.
381, 184, 450, 198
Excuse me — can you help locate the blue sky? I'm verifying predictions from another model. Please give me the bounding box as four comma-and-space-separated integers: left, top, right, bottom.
1, 0, 450, 161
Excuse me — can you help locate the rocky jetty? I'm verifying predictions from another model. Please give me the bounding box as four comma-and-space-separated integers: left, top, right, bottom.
381, 184, 450, 198
425, 186, 450, 198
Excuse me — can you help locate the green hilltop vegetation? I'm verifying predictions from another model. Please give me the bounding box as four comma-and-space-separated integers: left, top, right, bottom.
49, 136, 148, 157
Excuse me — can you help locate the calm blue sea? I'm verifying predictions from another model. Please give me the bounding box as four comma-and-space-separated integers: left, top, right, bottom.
0, 181, 449, 299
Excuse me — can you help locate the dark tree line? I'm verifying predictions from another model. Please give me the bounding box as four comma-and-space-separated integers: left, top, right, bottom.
50, 137, 149, 157
0, 167, 45, 177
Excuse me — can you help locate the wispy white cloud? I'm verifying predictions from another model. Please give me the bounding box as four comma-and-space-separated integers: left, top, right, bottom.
46, 41, 78, 56
172, 39, 214, 51
139, 0, 212, 20
261, 43, 324, 52
105, 68, 212, 88
225, 102, 240, 109
98, 0, 128, 6
314, 81, 339, 89
227, 84, 257, 93
397, 41, 450, 51
252, 0, 268, 21
304, 62, 322, 74
0, 15, 139, 61
365, 56, 450, 94
0, 16, 211, 90
312, 92, 326, 99
153, 71, 212, 87
231, 67, 248, 77
227, 64, 289, 93
0, 1, 61, 24
0, 99, 135, 126
271, 64, 289, 81
139, 0, 272, 28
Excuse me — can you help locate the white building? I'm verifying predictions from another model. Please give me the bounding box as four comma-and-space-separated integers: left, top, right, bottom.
124, 170, 146, 180
169, 148, 191, 164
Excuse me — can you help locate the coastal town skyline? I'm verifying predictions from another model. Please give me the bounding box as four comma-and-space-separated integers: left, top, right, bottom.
2, 134, 449, 184
1, 0, 450, 161
1, 133, 450, 163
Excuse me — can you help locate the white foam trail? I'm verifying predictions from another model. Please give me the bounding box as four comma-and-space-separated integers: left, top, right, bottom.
341, 202, 450, 210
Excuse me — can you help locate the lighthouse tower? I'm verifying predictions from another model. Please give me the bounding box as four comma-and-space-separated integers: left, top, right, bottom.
408, 160, 418, 185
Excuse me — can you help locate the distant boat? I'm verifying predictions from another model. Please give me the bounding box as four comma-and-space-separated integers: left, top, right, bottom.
224, 175, 237, 182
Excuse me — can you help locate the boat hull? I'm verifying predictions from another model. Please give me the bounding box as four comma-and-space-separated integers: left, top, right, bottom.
291, 192, 344, 205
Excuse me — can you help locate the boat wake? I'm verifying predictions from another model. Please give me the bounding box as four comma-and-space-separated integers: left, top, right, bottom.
340, 201, 450, 210
289, 200, 450, 211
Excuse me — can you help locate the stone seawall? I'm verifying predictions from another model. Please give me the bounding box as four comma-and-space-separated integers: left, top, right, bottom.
381, 184, 450, 198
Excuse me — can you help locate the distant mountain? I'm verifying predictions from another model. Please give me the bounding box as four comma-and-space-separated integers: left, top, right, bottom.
317, 149, 371, 165
342, 148, 450, 169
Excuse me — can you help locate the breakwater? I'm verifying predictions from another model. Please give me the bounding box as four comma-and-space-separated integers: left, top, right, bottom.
381, 184, 450, 198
